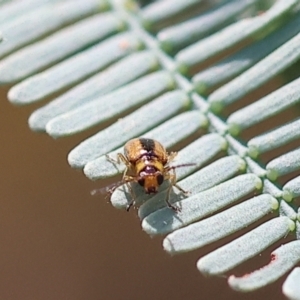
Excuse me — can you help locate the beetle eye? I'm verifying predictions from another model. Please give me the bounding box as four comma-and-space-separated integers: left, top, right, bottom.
157, 174, 164, 185
138, 178, 145, 187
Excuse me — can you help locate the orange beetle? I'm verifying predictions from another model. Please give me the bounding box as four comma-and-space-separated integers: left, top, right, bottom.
103, 138, 194, 212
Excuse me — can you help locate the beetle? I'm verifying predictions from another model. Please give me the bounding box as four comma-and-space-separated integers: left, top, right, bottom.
104, 138, 194, 212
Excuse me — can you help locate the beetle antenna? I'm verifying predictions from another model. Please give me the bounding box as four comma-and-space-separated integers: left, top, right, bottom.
91, 176, 137, 196
91, 180, 124, 196
166, 163, 196, 171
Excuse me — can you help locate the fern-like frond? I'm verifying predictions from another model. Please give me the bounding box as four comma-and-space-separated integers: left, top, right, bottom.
1, 0, 300, 298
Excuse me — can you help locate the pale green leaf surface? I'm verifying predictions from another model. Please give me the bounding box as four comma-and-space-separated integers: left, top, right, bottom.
140, 0, 205, 26
191, 93, 209, 112
158, 0, 256, 51
197, 217, 294, 276
142, 174, 261, 235
227, 77, 300, 135
0, 0, 106, 59
68, 110, 205, 168
111, 155, 246, 213
193, 13, 300, 93
209, 27, 300, 112
28, 50, 154, 130
46, 71, 175, 137
225, 134, 248, 157
163, 194, 278, 254
262, 178, 283, 199
244, 157, 267, 178
280, 201, 298, 220
2, 0, 300, 296
138, 156, 246, 218
8, 32, 143, 104
176, 0, 299, 69
283, 267, 300, 300
248, 118, 300, 158
229, 240, 300, 292
0, 13, 124, 84
207, 112, 229, 135
0, 0, 61, 26
283, 176, 300, 201
267, 148, 300, 180
84, 132, 227, 180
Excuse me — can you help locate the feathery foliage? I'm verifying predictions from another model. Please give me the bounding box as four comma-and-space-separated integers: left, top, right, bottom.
1, 0, 300, 297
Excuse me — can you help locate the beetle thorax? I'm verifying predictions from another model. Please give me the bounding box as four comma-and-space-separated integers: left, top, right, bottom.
137, 165, 165, 194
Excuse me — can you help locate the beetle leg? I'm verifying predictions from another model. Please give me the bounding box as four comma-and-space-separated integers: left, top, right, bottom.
163, 170, 181, 212
165, 167, 192, 212
173, 183, 189, 196
123, 175, 137, 212
167, 169, 189, 195
117, 153, 133, 181
165, 187, 181, 212
117, 153, 131, 166
105, 154, 118, 164
106, 153, 130, 166
106, 153, 132, 179
167, 151, 177, 164
106, 153, 137, 211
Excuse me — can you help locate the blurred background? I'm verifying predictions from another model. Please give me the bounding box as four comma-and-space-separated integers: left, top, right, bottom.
0, 85, 289, 300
